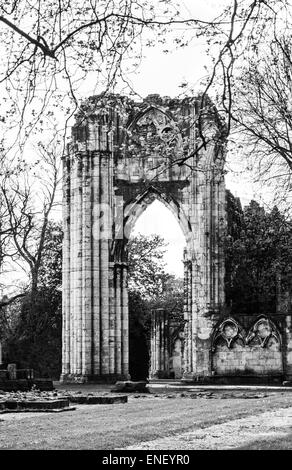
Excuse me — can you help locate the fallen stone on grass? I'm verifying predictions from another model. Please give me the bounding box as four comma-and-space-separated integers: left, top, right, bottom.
175, 391, 271, 400
69, 395, 128, 405
111, 381, 149, 393
0, 388, 129, 409
0, 398, 70, 411
0, 407, 75, 414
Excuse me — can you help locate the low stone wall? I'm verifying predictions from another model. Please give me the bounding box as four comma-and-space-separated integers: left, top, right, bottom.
213, 341, 282, 376
211, 315, 285, 379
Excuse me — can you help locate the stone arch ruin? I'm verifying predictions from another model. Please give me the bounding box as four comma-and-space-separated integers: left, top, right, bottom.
211, 316, 284, 379
61, 93, 227, 383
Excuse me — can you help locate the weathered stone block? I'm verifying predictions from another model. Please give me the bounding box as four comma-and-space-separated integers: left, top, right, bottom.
86, 395, 127, 404
0, 399, 69, 411
111, 381, 148, 393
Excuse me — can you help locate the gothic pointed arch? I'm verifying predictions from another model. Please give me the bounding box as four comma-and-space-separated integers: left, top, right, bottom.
212, 317, 245, 352
124, 186, 192, 242
246, 316, 281, 349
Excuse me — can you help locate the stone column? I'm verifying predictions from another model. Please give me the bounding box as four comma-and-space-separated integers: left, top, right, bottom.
61, 115, 131, 382
182, 145, 226, 382
75, 156, 83, 375
109, 261, 116, 375
81, 151, 92, 376
150, 310, 157, 378
217, 174, 226, 307
156, 313, 161, 373
188, 261, 193, 372
183, 258, 188, 373
150, 310, 169, 378
160, 312, 165, 372
100, 152, 110, 376
284, 315, 292, 380
115, 264, 122, 375
108, 135, 116, 377
91, 150, 101, 376
183, 257, 192, 375
150, 310, 156, 377
69, 153, 77, 375
163, 310, 169, 374
121, 264, 129, 378
61, 152, 71, 377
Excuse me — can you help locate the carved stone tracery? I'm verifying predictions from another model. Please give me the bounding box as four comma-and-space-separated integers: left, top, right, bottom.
127, 107, 182, 160
212, 316, 281, 352
246, 317, 281, 348
212, 318, 244, 351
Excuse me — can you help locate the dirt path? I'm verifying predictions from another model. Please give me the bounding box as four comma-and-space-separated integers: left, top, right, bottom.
124, 406, 292, 450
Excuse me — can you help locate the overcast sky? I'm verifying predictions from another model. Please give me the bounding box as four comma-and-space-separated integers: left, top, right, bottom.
1, 0, 281, 285
80, 0, 277, 277
129, 0, 267, 277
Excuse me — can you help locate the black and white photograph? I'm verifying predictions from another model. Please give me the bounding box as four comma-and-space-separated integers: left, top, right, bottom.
0, 0, 292, 456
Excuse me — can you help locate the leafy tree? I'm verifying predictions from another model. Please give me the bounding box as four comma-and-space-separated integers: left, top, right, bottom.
128, 234, 167, 379
2, 1, 291, 304
1, 221, 63, 378
0, 0, 286, 166
1, 230, 184, 378
38, 222, 63, 291
225, 194, 292, 314
127, 234, 184, 379
228, 31, 292, 210
0, 146, 61, 307
3, 288, 62, 378
127, 234, 170, 299
0, 0, 184, 165
128, 275, 184, 380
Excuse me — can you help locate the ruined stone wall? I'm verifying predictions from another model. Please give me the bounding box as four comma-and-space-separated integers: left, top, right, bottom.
211, 315, 288, 380
150, 308, 185, 379
61, 94, 227, 383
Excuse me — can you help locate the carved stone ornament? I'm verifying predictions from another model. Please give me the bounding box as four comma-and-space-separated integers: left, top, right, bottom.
246, 317, 281, 348
212, 318, 244, 351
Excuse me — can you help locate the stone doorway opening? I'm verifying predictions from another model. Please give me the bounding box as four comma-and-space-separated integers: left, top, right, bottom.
127, 199, 185, 381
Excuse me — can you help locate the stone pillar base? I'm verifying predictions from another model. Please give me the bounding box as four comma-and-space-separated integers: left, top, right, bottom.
60, 373, 130, 384
59, 374, 89, 384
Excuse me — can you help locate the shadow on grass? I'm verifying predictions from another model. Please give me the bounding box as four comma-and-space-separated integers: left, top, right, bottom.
235, 431, 292, 450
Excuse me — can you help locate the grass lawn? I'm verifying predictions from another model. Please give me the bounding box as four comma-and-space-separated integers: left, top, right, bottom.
1, 391, 292, 449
